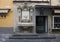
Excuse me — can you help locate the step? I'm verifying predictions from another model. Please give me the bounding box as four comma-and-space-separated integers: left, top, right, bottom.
9, 34, 56, 39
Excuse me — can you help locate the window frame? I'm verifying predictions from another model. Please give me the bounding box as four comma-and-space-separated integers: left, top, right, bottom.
53, 15, 60, 29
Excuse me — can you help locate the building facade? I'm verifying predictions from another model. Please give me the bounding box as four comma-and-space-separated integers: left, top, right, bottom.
0, 0, 60, 34
13, 0, 60, 34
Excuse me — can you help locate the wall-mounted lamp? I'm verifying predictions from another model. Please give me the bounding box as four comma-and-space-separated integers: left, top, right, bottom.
0, 9, 10, 18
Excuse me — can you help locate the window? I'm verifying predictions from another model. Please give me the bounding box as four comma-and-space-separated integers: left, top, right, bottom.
53, 16, 60, 29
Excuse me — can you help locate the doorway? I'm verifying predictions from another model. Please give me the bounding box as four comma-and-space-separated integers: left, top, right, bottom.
36, 16, 47, 33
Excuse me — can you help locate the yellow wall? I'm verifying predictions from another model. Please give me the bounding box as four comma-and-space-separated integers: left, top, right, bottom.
0, 0, 14, 27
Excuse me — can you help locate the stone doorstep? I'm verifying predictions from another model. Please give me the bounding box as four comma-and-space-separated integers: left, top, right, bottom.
9, 36, 56, 39
9, 34, 56, 39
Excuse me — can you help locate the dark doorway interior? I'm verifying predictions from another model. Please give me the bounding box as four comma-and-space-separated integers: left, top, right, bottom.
36, 16, 46, 33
